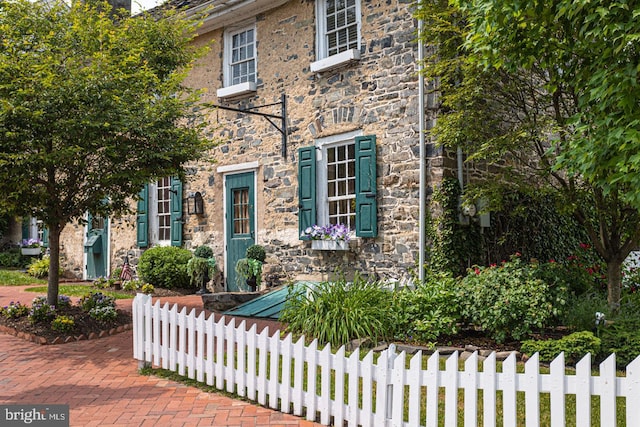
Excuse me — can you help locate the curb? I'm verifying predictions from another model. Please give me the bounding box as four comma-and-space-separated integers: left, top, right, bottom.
0, 322, 133, 345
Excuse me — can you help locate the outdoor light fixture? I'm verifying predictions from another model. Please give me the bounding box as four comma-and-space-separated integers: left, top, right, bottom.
187, 192, 204, 215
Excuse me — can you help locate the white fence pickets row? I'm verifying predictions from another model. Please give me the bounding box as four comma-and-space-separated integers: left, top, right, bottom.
132, 294, 640, 427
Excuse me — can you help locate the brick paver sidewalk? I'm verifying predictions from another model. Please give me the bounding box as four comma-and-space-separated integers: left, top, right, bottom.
0, 285, 322, 427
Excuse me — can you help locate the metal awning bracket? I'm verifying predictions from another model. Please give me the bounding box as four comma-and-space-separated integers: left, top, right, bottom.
212, 94, 289, 158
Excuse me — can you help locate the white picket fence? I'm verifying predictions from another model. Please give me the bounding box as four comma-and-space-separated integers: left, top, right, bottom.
132, 294, 640, 426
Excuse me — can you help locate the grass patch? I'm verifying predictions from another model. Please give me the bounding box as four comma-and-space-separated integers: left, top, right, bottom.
24, 284, 135, 299
0, 269, 47, 286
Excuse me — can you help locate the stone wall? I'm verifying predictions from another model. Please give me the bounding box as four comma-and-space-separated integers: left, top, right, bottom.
58, 0, 456, 285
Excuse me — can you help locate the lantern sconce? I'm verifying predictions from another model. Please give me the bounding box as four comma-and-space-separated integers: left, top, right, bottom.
187, 191, 204, 215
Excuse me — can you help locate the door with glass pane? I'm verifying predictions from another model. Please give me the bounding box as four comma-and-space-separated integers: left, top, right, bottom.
225, 172, 255, 291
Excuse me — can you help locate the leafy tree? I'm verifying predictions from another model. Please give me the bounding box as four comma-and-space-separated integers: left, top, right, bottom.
0, 0, 216, 304
416, 0, 640, 310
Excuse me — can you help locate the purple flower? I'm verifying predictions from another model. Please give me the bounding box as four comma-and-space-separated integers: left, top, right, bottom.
301, 223, 352, 242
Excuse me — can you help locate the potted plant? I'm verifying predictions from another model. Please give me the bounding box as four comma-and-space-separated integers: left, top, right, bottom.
187, 245, 217, 294
20, 238, 43, 256
301, 224, 352, 250
235, 244, 265, 291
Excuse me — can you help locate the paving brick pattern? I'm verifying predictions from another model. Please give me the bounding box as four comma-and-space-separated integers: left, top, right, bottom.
0, 286, 322, 427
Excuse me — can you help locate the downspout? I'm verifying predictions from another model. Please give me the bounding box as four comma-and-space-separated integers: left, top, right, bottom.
418, 19, 427, 284
457, 146, 464, 192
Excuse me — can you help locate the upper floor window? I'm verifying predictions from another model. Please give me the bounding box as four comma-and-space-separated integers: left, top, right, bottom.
311, 0, 361, 73
218, 23, 257, 99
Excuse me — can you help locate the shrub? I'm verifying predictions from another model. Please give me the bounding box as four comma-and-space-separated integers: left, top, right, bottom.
187, 256, 217, 287
193, 245, 213, 259
0, 251, 30, 268
29, 297, 56, 323
1, 301, 29, 318
520, 331, 601, 364
92, 277, 113, 289
246, 244, 266, 262
599, 295, 640, 367
235, 258, 262, 289
137, 246, 191, 289
458, 255, 568, 343
141, 283, 155, 295
281, 274, 396, 348
560, 292, 609, 332
393, 271, 461, 345
27, 258, 50, 279
51, 315, 75, 333
110, 267, 122, 281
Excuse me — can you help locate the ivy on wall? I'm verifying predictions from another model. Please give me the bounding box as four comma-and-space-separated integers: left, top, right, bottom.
425, 179, 593, 277
427, 178, 483, 277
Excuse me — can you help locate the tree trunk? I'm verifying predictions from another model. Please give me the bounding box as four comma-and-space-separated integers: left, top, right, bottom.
606, 258, 623, 314
46, 224, 62, 306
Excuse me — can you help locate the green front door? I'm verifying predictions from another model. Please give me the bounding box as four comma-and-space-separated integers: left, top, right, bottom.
225, 172, 255, 291
85, 213, 108, 280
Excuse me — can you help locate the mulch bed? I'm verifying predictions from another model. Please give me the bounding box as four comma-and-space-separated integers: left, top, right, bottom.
0, 287, 197, 345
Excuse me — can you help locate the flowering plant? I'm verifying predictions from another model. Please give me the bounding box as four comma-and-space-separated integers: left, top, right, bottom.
302, 224, 352, 242
21, 238, 42, 248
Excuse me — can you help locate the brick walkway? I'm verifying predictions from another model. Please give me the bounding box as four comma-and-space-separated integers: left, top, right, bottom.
0, 285, 322, 427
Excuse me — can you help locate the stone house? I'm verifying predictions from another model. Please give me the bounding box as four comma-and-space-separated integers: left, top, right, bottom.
17, 0, 457, 289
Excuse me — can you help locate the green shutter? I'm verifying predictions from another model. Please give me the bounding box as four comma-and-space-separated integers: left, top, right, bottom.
136, 185, 149, 248
42, 228, 49, 248
298, 146, 316, 239
170, 177, 183, 247
355, 135, 378, 237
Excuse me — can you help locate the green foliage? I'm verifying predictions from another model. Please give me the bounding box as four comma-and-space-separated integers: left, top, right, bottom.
0, 269, 47, 286
193, 245, 213, 259
235, 258, 263, 289
417, 0, 640, 310
187, 256, 217, 287
521, 331, 601, 365
141, 283, 155, 295
92, 276, 115, 289
89, 306, 118, 322
393, 272, 461, 344
246, 245, 266, 262
138, 246, 192, 289
28, 296, 56, 323
110, 267, 123, 281
1, 301, 29, 319
280, 275, 396, 348
0, 251, 31, 268
122, 279, 144, 292
0, 0, 216, 305
561, 292, 609, 332
51, 315, 75, 333
458, 255, 568, 343
27, 258, 52, 279
427, 178, 483, 276
79, 292, 116, 313
482, 191, 594, 266
599, 293, 640, 367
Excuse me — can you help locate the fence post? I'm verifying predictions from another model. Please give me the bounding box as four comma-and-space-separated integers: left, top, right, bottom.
133, 293, 152, 369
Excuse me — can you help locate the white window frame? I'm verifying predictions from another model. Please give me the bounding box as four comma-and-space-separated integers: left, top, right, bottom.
217, 21, 257, 99
315, 130, 362, 230
148, 178, 171, 246
311, 0, 361, 73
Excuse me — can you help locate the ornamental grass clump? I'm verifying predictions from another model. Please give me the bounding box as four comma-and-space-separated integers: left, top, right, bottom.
280, 274, 396, 348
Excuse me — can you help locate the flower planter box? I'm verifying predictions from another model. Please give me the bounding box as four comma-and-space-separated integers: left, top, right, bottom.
311, 240, 348, 251
21, 247, 41, 256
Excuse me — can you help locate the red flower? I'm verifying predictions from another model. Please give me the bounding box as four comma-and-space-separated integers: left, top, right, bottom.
549, 259, 556, 263
515, 252, 522, 257
490, 263, 497, 267
474, 268, 481, 275
579, 243, 591, 249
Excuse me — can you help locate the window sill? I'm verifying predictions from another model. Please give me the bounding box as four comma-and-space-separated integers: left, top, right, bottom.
311, 240, 349, 251
216, 81, 257, 100
310, 49, 360, 73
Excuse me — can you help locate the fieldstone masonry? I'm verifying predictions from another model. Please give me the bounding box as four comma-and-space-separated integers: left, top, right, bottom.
54, 1, 459, 286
